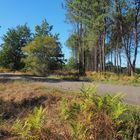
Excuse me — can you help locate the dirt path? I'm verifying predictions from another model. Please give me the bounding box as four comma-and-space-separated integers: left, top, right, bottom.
0, 73, 140, 105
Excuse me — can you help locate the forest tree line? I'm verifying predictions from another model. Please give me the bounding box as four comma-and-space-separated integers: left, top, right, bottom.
0, 20, 64, 75
64, 0, 140, 76
0, 0, 140, 76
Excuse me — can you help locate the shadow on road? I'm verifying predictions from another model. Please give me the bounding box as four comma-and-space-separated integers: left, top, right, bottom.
0, 73, 82, 83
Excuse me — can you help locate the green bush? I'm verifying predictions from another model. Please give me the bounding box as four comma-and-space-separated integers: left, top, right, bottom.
23, 36, 64, 76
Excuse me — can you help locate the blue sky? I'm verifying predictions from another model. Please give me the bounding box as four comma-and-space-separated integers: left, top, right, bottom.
0, 0, 140, 67
0, 0, 72, 59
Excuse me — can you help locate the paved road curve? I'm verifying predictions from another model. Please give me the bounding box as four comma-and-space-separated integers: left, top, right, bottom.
43, 81, 140, 105
0, 73, 140, 105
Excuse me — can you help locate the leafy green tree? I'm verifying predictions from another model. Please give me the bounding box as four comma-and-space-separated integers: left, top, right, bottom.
23, 36, 64, 75
23, 20, 64, 75
0, 24, 31, 70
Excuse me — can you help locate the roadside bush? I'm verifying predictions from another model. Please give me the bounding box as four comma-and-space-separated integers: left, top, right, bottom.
59, 85, 128, 140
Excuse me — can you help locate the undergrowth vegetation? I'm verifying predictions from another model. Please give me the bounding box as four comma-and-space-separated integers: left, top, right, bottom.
0, 81, 140, 140
48, 70, 140, 85
59, 85, 140, 140
85, 72, 140, 85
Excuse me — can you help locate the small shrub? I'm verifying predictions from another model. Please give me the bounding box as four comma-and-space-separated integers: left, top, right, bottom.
13, 106, 47, 140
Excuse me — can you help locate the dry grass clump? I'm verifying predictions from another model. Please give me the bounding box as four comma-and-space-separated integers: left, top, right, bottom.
0, 81, 71, 140
0, 67, 11, 73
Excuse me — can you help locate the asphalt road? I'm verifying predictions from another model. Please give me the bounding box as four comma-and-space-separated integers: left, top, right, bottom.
0, 73, 140, 105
